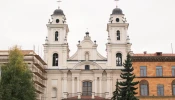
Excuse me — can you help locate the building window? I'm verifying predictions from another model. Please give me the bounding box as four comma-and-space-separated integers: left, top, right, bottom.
172, 66, 175, 76
116, 18, 119, 22
56, 19, 59, 23
157, 84, 164, 96
52, 87, 57, 98
55, 31, 58, 41
156, 66, 162, 76
116, 53, 122, 66
140, 80, 149, 96
140, 66, 147, 77
172, 80, 175, 95
85, 65, 90, 70
52, 53, 58, 66
117, 30, 120, 40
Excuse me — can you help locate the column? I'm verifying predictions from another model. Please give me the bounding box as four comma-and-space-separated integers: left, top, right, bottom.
107, 78, 110, 97
62, 70, 68, 98
110, 77, 113, 97
77, 77, 80, 93
94, 78, 97, 94
99, 77, 102, 97
99, 77, 102, 93
61, 78, 64, 98
64, 77, 67, 98
77, 77, 81, 99
106, 70, 112, 98
72, 77, 75, 93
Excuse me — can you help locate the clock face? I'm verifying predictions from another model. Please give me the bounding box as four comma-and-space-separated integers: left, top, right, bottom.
116, 18, 119, 22
56, 19, 59, 23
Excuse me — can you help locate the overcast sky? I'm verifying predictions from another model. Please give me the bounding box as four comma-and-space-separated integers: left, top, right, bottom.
0, 0, 175, 57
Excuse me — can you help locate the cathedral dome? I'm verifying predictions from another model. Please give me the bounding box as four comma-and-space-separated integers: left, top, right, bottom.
112, 7, 123, 15
53, 9, 64, 15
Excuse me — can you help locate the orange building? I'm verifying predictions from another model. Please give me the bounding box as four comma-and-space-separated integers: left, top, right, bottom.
132, 52, 175, 100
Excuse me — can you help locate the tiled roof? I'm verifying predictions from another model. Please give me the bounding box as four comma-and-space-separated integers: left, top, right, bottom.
133, 53, 175, 56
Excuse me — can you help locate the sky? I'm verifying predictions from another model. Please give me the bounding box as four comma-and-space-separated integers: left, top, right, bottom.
0, 0, 175, 57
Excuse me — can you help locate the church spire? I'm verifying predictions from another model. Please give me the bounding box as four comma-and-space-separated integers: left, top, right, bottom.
114, 0, 119, 8
57, 0, 62, 9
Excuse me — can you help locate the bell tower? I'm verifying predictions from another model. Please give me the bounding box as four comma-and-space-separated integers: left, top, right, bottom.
106, 0, 131, 69
43, 1, 69, 69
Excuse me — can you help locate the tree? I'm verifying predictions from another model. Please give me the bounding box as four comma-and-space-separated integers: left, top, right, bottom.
111, 79, 120, 100
112, 53, 139, 100
0, 46, 36, 100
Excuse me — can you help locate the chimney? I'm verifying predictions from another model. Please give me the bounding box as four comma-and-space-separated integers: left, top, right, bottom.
156, 52, 162, 56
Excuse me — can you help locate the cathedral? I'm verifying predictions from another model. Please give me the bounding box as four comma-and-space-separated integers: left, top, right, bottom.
1, 1, 175, 100
43, 1, 131, 100
41, 1, 175, 100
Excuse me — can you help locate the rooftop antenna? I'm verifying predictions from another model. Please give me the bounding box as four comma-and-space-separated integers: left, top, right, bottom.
171, 43, 173, 54
114, 0, 119, 8
57, 0, 62, 9
33, 45, 35, 52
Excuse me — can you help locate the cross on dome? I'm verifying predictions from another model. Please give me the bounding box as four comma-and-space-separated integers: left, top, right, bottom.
57, 0, 62, 9
114, 0, 119, 7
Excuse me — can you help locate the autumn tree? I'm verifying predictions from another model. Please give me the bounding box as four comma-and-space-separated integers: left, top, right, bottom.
0, 46, 36, 100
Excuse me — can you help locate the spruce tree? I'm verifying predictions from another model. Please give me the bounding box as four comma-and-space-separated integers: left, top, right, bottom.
118, 53, 139, 100
111, 79, 120, 100
0, 46, 36, 100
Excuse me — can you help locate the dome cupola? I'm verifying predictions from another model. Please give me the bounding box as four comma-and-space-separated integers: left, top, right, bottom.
112, 7, 123, 15
53, 8, 64, 15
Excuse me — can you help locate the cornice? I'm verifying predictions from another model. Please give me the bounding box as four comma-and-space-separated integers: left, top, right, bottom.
132, 56, 175, 62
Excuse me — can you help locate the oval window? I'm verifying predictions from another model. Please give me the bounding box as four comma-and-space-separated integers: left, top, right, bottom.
116, 18, 119, 22
56, 19, 59, 23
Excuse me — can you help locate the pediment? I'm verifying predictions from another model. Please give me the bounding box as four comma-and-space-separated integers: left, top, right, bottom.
73, 61, 102, 69
68, 34, 107, 61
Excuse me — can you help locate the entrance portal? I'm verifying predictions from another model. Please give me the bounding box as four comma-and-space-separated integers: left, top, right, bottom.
82, 81, 92, 96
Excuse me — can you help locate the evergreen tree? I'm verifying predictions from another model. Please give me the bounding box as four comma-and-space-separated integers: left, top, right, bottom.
118, 53, 139, 100
0, 46, 36, 100
111, 79, 120, 100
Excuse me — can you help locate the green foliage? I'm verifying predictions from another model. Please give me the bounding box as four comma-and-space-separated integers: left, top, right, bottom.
112, 53, 139, 100
0, 46, 36, 100
111, 79, 120, 100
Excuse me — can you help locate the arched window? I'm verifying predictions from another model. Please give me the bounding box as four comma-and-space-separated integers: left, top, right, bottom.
55, 31, 58, 41
116, 18, 120, 22
172, 80, 175, 95
116, 53, 122, 66
117, 30, 120, 40
56, 19, 59, 23
52, 53, 58, 66
85, 52, 89, 61
140, 80, 149, 96
52, 87, 57, 98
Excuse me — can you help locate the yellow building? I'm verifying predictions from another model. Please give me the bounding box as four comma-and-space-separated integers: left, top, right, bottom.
0, 50, 47, 100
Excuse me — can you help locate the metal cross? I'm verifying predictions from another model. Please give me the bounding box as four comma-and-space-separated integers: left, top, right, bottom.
57, 0, 62, 8
114, 0, 119, 7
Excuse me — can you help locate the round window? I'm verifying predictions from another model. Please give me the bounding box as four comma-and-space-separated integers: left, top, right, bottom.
116, 18, 119, 22
56, 19, 59, 23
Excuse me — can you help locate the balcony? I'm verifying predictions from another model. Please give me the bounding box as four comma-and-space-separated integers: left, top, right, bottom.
33, 65, 47, 80
62, 92, 109, 100
35, 84, 44, 94
33, 75, 46, 88
34, 58, 47, 73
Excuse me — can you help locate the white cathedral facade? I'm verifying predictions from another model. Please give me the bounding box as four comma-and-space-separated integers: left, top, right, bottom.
43, 3, 132, 100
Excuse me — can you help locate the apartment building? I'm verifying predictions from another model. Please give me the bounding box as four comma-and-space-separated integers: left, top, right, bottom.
0, 50, 47, 100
